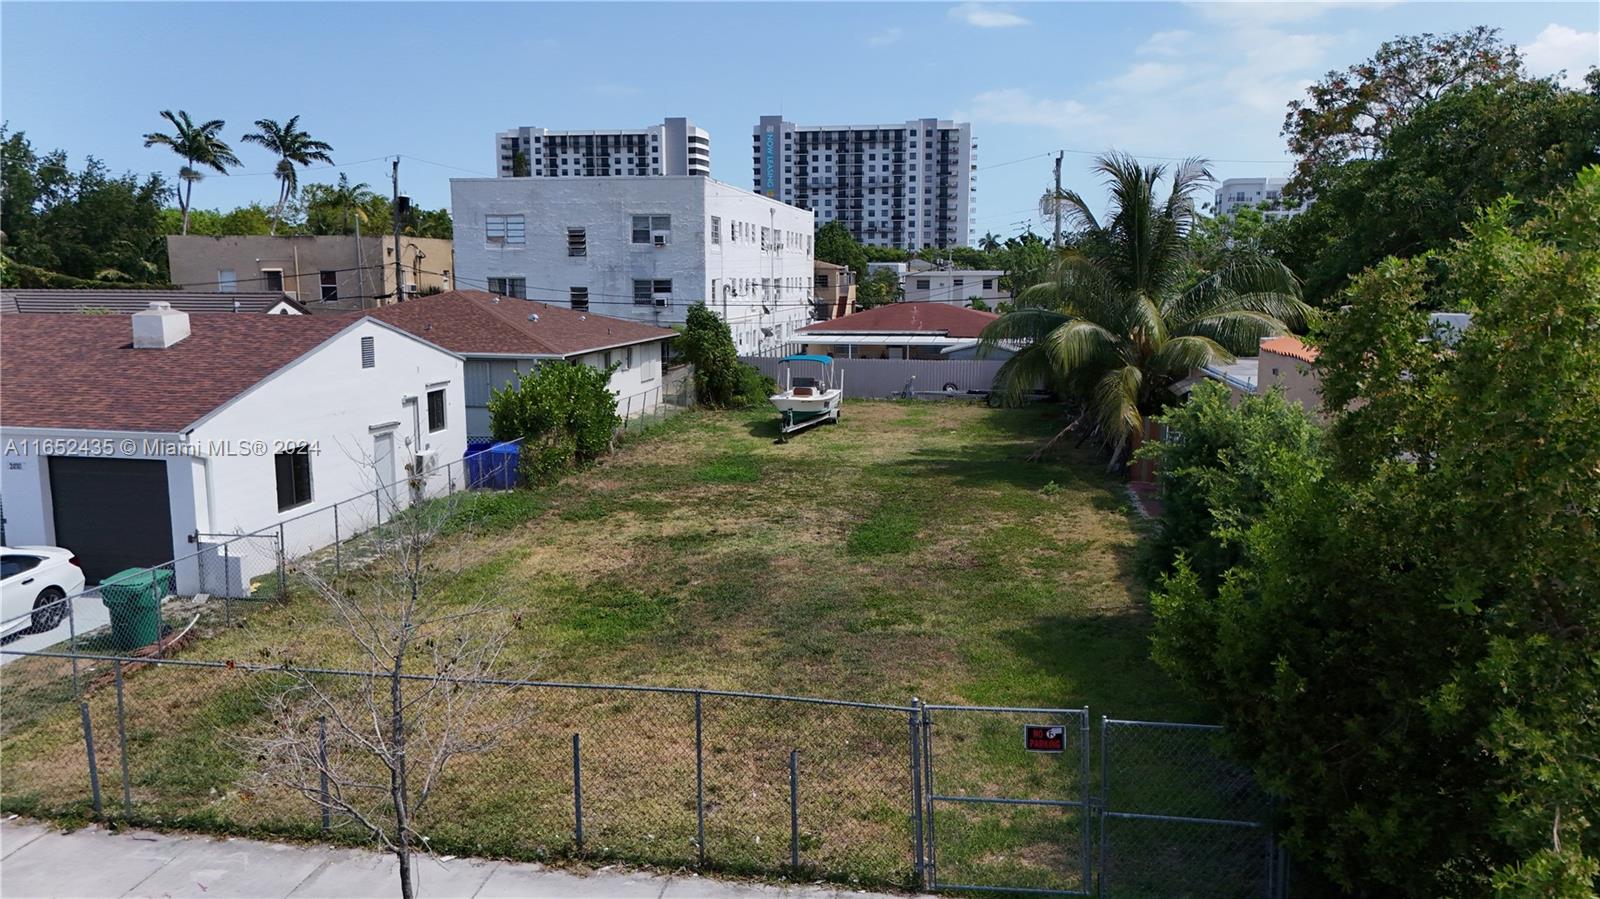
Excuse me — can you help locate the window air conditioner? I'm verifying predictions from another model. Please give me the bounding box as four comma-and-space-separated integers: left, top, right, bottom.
653, 297, 668, 307
653, 235, 667, 248
413, 449, 437, 474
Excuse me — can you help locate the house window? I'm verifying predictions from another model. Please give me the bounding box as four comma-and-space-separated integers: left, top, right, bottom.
262, 269, 284, 292
570, 287, 589, 311
953, 278, 964, 288
567, 227, 587, 256
487, 277, 526, 299
486, 214, 526, 246
426, 388, 447, 432
320, 270, 338, 302
634, 280, 653, 304
983, 279, 994, 290
710, 215, 721, 244
817, 273, 830, 287
634, 279, 671, 304
360, 336, 375, 369
632, 215, 671, 245
274, 446, 313, 511
217, 269, 237, 292
916, 279, 931, 290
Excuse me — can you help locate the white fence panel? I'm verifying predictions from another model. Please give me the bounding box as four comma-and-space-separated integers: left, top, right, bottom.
741, 356, 1005, 399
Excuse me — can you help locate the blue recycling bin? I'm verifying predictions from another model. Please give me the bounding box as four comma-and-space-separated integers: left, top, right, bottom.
466, 441, 520, 489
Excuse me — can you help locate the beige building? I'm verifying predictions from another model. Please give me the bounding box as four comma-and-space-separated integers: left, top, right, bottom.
813, 260, 856, 320
1256, 336, 1321, 412
166, 235, 454, 313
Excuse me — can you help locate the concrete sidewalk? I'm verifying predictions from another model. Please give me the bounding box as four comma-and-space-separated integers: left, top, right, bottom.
0, 819, 917, 899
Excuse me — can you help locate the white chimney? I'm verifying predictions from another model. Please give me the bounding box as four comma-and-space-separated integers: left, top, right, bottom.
132, 301, 191, 349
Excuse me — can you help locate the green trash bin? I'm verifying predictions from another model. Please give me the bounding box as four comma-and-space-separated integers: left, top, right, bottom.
100, 567, 174, 650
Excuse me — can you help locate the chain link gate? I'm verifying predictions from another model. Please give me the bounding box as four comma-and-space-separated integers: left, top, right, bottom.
919, 703, 1093, 895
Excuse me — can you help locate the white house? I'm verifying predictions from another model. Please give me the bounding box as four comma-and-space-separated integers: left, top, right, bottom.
901, 269, 1007, 307
1, 288, 307, 315
450, 175, 814, 356
0, 303, 465, 589
370, 290, 678, 438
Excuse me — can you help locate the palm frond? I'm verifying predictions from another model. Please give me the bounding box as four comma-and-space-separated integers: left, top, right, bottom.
1147, 334, 1231, 376
1091, 364, 1144, 460
1045, 319, 1120, 372
988, 344, 1060, 405
1178, 309, 1297, 353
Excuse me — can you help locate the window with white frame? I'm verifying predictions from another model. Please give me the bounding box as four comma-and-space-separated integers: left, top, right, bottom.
487, 277, 526, 299
217, 269, 237, 292
710, 215, 721, 244
486, 214, 526, 246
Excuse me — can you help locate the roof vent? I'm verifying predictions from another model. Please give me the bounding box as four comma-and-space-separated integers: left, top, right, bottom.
528, 313, 539, 322
132, 301, 190, 349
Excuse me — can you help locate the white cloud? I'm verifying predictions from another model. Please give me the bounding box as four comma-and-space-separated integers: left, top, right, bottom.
1524, 23, 1599, 88
866, 26, 904, 47
964, 88, 1104, 130
1189, 1, 1398, 26
1108, 61, 1188, 93
949, 3, 1030, 28
1139, 30, 1195, 57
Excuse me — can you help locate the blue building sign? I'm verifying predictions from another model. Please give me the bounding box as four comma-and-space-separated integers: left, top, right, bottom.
763, 127, 777, 196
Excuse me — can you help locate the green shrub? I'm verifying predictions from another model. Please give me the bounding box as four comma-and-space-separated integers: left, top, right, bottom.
679, 302, 774, 407
487, 360, 620, 485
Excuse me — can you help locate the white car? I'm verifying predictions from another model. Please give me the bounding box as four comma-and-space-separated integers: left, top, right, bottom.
1, 546, 87, 638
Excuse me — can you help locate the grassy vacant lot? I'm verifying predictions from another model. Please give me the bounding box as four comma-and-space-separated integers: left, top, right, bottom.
1, 400, 1203, 890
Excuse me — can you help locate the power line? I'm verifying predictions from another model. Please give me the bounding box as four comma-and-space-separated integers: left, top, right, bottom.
400, 155, 495, 178
978, 146, 1292, 172
213, 155, 396, 179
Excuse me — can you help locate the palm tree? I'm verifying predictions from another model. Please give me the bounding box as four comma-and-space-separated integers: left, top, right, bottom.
143, 110, 241, 235
327, 173, 376, 232
978, 231, 1002, 252
241, 116, 334, 235
982, 152, 1311, 466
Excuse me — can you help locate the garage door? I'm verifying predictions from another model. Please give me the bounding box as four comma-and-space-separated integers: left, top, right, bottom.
47, 457, 173, 583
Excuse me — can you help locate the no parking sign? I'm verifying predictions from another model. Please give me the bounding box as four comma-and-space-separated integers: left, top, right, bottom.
1023, 724, 1065, 753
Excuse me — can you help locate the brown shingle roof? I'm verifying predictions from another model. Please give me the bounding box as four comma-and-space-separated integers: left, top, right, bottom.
1, 289, 308, 315
368, 290, 676, 357
798, 302, 998, 338
0, 313, 356, 432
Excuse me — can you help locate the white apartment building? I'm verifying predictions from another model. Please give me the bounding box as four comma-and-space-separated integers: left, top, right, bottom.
451, 176, 814, 356
495, 118, 711, 178
753, 116, 976, 250
1214, 177, 1301, 220
902, 269, 1007, 307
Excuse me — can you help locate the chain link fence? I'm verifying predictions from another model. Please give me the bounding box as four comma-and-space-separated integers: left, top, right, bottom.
1, 646, 1289, 896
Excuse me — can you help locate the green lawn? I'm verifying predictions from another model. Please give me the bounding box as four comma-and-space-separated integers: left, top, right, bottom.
1, 400, 1204, 888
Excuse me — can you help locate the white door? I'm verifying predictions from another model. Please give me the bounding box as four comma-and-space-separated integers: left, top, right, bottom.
373, 432, 396, 519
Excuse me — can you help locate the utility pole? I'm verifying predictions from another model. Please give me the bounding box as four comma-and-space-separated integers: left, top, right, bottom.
354, 209, 366, 310
391, 158, 404, 305
1052, 152, 1063, 250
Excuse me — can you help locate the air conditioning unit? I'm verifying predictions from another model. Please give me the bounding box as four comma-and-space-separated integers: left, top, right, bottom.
652, 235, 667, 248
413, 449, 437, 474
403, 283, 418, 295
653, 297, 668, 307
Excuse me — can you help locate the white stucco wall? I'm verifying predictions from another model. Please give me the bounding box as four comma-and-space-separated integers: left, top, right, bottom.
451, 176, 811, 355
0, 319, 464, 592
463, 340, 668, 438
901, 270, 1007, 306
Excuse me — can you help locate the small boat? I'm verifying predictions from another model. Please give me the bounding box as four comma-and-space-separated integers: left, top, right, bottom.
769, 354, 843, 441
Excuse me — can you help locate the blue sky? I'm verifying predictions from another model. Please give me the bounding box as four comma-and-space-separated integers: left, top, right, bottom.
3, 2, 1595, 240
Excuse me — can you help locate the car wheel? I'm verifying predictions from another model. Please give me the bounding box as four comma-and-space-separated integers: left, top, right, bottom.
29, 587, 67, 634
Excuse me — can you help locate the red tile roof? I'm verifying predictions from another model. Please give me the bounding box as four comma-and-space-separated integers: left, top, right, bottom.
368, 290, 676, 357
1, 313, 358, 432
1260, 336, 1319, 364
798, 302, 999, 338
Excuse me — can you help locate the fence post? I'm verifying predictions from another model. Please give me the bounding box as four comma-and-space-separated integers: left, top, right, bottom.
222, 541, 232, 626
1081, 708, 1092, 893
908, 698, 925, 887
694, 691, 705, 866
922, 707, 937, 887
79, 701, 102, 818
333, 504, 341, 578
114, 660, 132, 818
788, 749, 800, 871
572, 732, 584, 852
374, 488, 382, 526
149, 568, 163, 658
278, 521, 288, 598
1098, 716, 1109, 898
318, 715, 331, 833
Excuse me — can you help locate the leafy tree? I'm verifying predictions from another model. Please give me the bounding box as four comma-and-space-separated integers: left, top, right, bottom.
814, 220, 867, 280
1282, 27, 1523, 186
980, 153, 1309, 464
301, 174, 378, 235
1151, 169, 1600, 896
1135, 380, 1320, 594
997, 231, 1054, 295
856, 267, 900, 309
1, 127, 171, 285
240, 116, 334, 235
679, 302, 771, 407
968, 297, 990, 312
1272, 69, 1600, 305
511, 150, 530, 177
162, 203, 277, 237
487, 360, 621, 484
142, 109, 240, 235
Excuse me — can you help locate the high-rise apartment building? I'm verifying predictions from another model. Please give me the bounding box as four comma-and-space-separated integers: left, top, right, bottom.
752, 116, 976, 249
495, 117, 710, 178
1214, 177, 1300, 220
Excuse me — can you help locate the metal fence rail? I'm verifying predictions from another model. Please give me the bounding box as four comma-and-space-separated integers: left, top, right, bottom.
0, 645, 1287, 897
